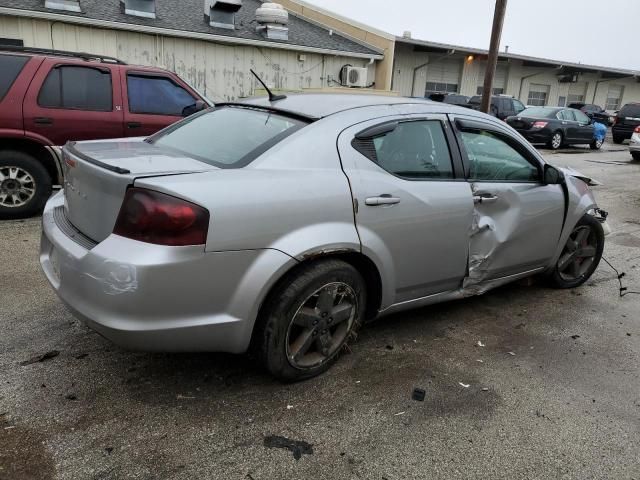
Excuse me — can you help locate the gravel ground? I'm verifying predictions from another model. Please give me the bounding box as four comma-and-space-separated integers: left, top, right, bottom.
1, 146, 639, 480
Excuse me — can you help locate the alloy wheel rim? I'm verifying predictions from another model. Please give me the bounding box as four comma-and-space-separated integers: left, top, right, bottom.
0, 166, 36, 208
286, 282, 358, 369
557, 225, 598, 281
552, 134, 562, 149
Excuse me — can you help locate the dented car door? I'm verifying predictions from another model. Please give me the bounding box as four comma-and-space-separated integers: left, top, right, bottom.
451, 116, 565, 288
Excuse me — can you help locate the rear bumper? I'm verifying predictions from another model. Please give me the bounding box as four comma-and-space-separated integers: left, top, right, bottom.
630, 134, 640, 153
612, 125, 636, 139
40, 192, 296, 353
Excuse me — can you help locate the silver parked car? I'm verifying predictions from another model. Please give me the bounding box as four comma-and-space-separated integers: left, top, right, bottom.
40, 94, 608, 381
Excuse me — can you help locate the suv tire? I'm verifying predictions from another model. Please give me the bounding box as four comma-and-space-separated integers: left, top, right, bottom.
0, 150, 52, 220
613, 136, 624, 144
255, 259, 366, 382
632, 152, 640, 161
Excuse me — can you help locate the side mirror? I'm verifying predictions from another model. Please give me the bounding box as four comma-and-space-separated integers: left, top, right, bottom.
182, 100, 207, 117
543, 165, 564, 185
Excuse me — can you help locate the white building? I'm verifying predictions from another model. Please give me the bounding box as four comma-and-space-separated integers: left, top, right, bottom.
393, 35, 640, 111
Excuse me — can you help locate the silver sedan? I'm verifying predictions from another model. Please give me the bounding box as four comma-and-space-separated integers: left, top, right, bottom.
40, 94, 608, 381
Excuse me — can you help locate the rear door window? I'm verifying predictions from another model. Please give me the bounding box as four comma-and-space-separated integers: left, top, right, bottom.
561, 110, 576, 121
38, 65, 113, 111
0, 54, 30, 101
574, 110, 590, 124
127, 74, 195, 116
357, 120, 455, 179
150, 106, 306, 168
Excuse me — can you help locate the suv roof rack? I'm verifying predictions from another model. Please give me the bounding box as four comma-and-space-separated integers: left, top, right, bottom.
0, 45, 126, 65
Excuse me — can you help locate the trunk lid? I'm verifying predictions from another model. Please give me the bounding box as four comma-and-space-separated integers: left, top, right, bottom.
63, 138, 216, 242
507, 116, 536, 130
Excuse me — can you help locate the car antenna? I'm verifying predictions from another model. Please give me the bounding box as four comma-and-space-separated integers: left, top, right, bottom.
250, 69, 287, 102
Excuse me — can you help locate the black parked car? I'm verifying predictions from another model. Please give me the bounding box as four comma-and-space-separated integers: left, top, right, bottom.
428, 92, 469, 106
506, 107, 602, 150
612, 103, 640, 144
468, 95, 526, 120
567, 102, 611, 126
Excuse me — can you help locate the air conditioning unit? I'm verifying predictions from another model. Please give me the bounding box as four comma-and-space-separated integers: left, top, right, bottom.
345, 66, 368, 88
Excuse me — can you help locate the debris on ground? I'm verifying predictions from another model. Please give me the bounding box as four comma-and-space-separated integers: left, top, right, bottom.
286, 405, 294, 410
385, 345, 394, 350
412, 388, 426, 402
481, 388, 489, 392
74, 353, 89, 359
263, 435, 313, 460
476, 359, 484, 363
394, 411, 406, 416
571, 335, 581, 340
459, 383, 470, 388
65, 394, 78, 401
477, 341, 486, 347
20, 350, 60, 366
508, 352, 516, 356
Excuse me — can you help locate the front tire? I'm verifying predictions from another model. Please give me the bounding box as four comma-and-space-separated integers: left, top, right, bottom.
590, 137, 604, 150
0, 150, 52, 220
255, 259, 366, 382
548, 215, 604, 289
548, 131, 563, 150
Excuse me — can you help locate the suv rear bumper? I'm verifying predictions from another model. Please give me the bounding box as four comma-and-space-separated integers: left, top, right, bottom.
612, 124, 637, 139
40, 192, 295, 353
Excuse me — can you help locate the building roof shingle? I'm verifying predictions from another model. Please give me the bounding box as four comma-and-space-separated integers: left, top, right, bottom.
0, 0, 382, 57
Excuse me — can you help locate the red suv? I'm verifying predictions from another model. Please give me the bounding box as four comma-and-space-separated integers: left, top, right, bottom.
0, 47, 209, 219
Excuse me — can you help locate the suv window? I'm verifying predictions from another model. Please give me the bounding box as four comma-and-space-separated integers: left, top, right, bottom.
38, 66, 112, 111
127, 74, 195, 116
619, 104, 640, 118
460, 130, 539, 182
0, 54, 30, 101
364, 120, 454, 179
151, 106, 306, 168
513, 99, 525, 113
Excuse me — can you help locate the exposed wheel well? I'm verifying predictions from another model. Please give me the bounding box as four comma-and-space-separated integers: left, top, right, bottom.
252, 250, 383, 349
0, 138, 61, 185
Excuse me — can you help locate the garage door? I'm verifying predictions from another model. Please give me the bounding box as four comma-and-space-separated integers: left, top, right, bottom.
527, 84, 550, 106
477, 63, 508, 94
425, 57, 462, 94
568, 82, 588, 104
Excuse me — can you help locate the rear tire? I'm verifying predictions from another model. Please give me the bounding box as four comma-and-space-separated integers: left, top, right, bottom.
548, 215, 604, 289
613, 136, 624, 144
632, 152, 640, 161
548, 131, 563, 150
590, 137, 604, 150
255, 259, 366, 382
0, 150, 52, 220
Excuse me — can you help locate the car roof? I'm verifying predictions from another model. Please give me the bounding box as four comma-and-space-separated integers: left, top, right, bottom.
236, 93, 438, 120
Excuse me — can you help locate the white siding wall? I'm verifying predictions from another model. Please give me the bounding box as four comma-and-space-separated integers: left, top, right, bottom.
391, 43, 429, 97
0, 15, 373, 101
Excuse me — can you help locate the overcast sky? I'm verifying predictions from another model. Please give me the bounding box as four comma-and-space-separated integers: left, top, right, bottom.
306, 0, 640, 71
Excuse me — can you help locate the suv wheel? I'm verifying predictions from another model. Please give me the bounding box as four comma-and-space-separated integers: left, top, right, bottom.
613, 136, 624, 144
0, 150, 52, 220
256, 259, 366, 382
632, 152, 640, 161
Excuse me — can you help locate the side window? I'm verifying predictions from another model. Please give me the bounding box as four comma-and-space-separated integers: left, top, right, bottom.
127, 74, 195, 116
38, 66, 112, 111
354, 120, 455, 179
575, 110, 590, 124
0, 54, 30, 101
514, 100, 526, 113
460, 130, 540, 182
561, 110, 576, 121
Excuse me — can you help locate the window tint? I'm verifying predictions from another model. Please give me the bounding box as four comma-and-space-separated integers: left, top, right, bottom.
561, 110, 576, 121
619, 104, 640, 117
151, 107, 305, 168
127, 75, 195, 116
460, 130, 539, 182
521, 107, 557, 119
513, 100, 526, 113
364, 121, 454, 179
0, 54, 29, 101
38, 66, 112, 111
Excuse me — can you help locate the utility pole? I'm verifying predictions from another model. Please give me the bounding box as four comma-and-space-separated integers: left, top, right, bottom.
480, 0, 508, 114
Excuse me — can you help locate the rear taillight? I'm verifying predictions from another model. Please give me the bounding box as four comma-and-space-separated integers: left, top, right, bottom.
113, 188, 209, 246
635, 126, 640, 133
532, 121, 548, 129
614, 116, 620, 125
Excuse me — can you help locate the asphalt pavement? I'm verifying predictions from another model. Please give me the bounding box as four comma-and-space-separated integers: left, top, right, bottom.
1, 146, 638, 480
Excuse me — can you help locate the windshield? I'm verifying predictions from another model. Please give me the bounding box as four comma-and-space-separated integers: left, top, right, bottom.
151, 106, 307, 168
520, 107, 558, 118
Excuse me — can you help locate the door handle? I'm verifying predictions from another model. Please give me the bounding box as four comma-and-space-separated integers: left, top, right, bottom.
34, 117, 53, 125
127, 122, 142, 129
473, 193, 499, 204
365, 195, 401, 206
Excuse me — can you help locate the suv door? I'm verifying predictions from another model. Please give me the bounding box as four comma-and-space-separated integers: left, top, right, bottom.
23, 59, 124, 145
500, 98, 515, 119
450, 115, 565, 282
122, 71, 198, 137
338, 114, 473, 307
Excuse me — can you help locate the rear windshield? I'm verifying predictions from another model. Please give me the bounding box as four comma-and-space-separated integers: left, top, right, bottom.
0, 54, 29, 101
150, 106, 307, 168
469, 96, 482, 105
619, 104, 640, 117
520, 107, 558, 118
